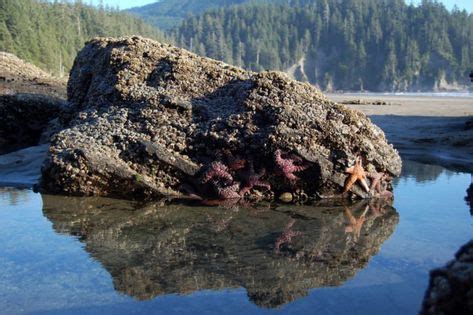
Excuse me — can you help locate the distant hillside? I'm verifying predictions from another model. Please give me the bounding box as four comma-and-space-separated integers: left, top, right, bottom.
128, 0, 302, 30
0, 0, 166, 77
171, 0, 473, 91
128, 0, 251, 30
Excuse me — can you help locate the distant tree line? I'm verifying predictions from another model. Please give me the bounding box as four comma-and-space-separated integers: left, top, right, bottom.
127, 0, 253, 30
0, 0, 166, 77
171, 0, 473, 91
2, 0, 472, 91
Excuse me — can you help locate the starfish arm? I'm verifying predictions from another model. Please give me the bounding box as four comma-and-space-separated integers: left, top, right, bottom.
380, 190, 393, 199
377, 181, 384, 193
286, 218, 296, 229
343, 175, 357, 193
367, 172, 384, 192
293, 164, 309, 172
345, 166, 355, 173
201, 162, 233, 184
344, 207, 356, 222
216, 183, 241, 199
286, 173, 300, 181
254, 180, 271, 190
359, 178, 370, 192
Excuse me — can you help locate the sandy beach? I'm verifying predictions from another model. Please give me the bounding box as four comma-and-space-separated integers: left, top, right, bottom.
328, 94, 473, 172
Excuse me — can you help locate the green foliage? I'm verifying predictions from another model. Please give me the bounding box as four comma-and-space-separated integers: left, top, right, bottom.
171, 0, 473, 91
0, 0, 166, 77
128, 0, 253, 30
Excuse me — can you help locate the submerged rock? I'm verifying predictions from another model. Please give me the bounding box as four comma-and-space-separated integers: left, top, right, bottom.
41, 36, 401, 200
421, 240, 473, 315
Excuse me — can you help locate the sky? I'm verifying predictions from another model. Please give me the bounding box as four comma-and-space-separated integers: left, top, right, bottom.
85, 0, 473, 11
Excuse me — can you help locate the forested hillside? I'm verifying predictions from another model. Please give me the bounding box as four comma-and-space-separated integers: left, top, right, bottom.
128, 0, 251, 30
0, 0, 166, 77
2, 0, 472, 91
172, 0, 473, 91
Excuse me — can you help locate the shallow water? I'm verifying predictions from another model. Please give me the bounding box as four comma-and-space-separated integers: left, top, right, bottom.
336, 91, 473, 98
0, 161, 471, 315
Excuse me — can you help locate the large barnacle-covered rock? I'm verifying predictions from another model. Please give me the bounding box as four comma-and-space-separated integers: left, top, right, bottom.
41, 36, 401, 200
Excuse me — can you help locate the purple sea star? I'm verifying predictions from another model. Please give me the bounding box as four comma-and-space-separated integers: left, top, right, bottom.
367, 171, 393, 199
238, 160, 271, 196
274, 218, 303, 253
215, 182, 241, 199
201, 161, 233, 185
274, 149, 309, 181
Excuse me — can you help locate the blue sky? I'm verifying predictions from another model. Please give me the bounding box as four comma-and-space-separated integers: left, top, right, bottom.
87, 0, 473, 11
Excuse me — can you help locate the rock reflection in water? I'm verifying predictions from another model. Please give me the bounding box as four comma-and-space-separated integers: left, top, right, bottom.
42, 196, 399, 308
401, 161, 446, 183
466, 176, 472, 215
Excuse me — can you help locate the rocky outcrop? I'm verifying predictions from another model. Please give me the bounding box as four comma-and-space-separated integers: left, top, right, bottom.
0, 52, 66, 98
421, 240, 473, 315
41, 36, 401, 201
0, 52, 67, 155
42, 195, 399, 308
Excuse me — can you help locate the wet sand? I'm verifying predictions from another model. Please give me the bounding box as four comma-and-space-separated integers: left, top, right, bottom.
328, 94, 473, 172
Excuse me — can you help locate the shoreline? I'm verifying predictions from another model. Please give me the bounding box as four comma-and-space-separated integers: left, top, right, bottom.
328, 94, 473, 173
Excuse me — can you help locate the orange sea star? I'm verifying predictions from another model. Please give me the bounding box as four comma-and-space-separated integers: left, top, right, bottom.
344, 156, 370, 193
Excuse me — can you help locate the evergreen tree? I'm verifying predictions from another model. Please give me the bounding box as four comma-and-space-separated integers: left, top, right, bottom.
0, 0, 166, 76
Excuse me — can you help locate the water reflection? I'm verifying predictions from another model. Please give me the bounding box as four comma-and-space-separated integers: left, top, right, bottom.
401, 161, 452, 183
42, 196, 398, 308
0, 187, 31, 206
466, 176, 473, 215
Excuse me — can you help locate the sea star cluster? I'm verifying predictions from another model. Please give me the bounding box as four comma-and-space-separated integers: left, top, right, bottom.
193, 151, 393, 203
274, 149, 309, 181
198, 156, 271, 201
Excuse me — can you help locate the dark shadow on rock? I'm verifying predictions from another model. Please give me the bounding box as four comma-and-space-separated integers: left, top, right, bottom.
0, 93, 67, 155
42, 195, 399, 308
